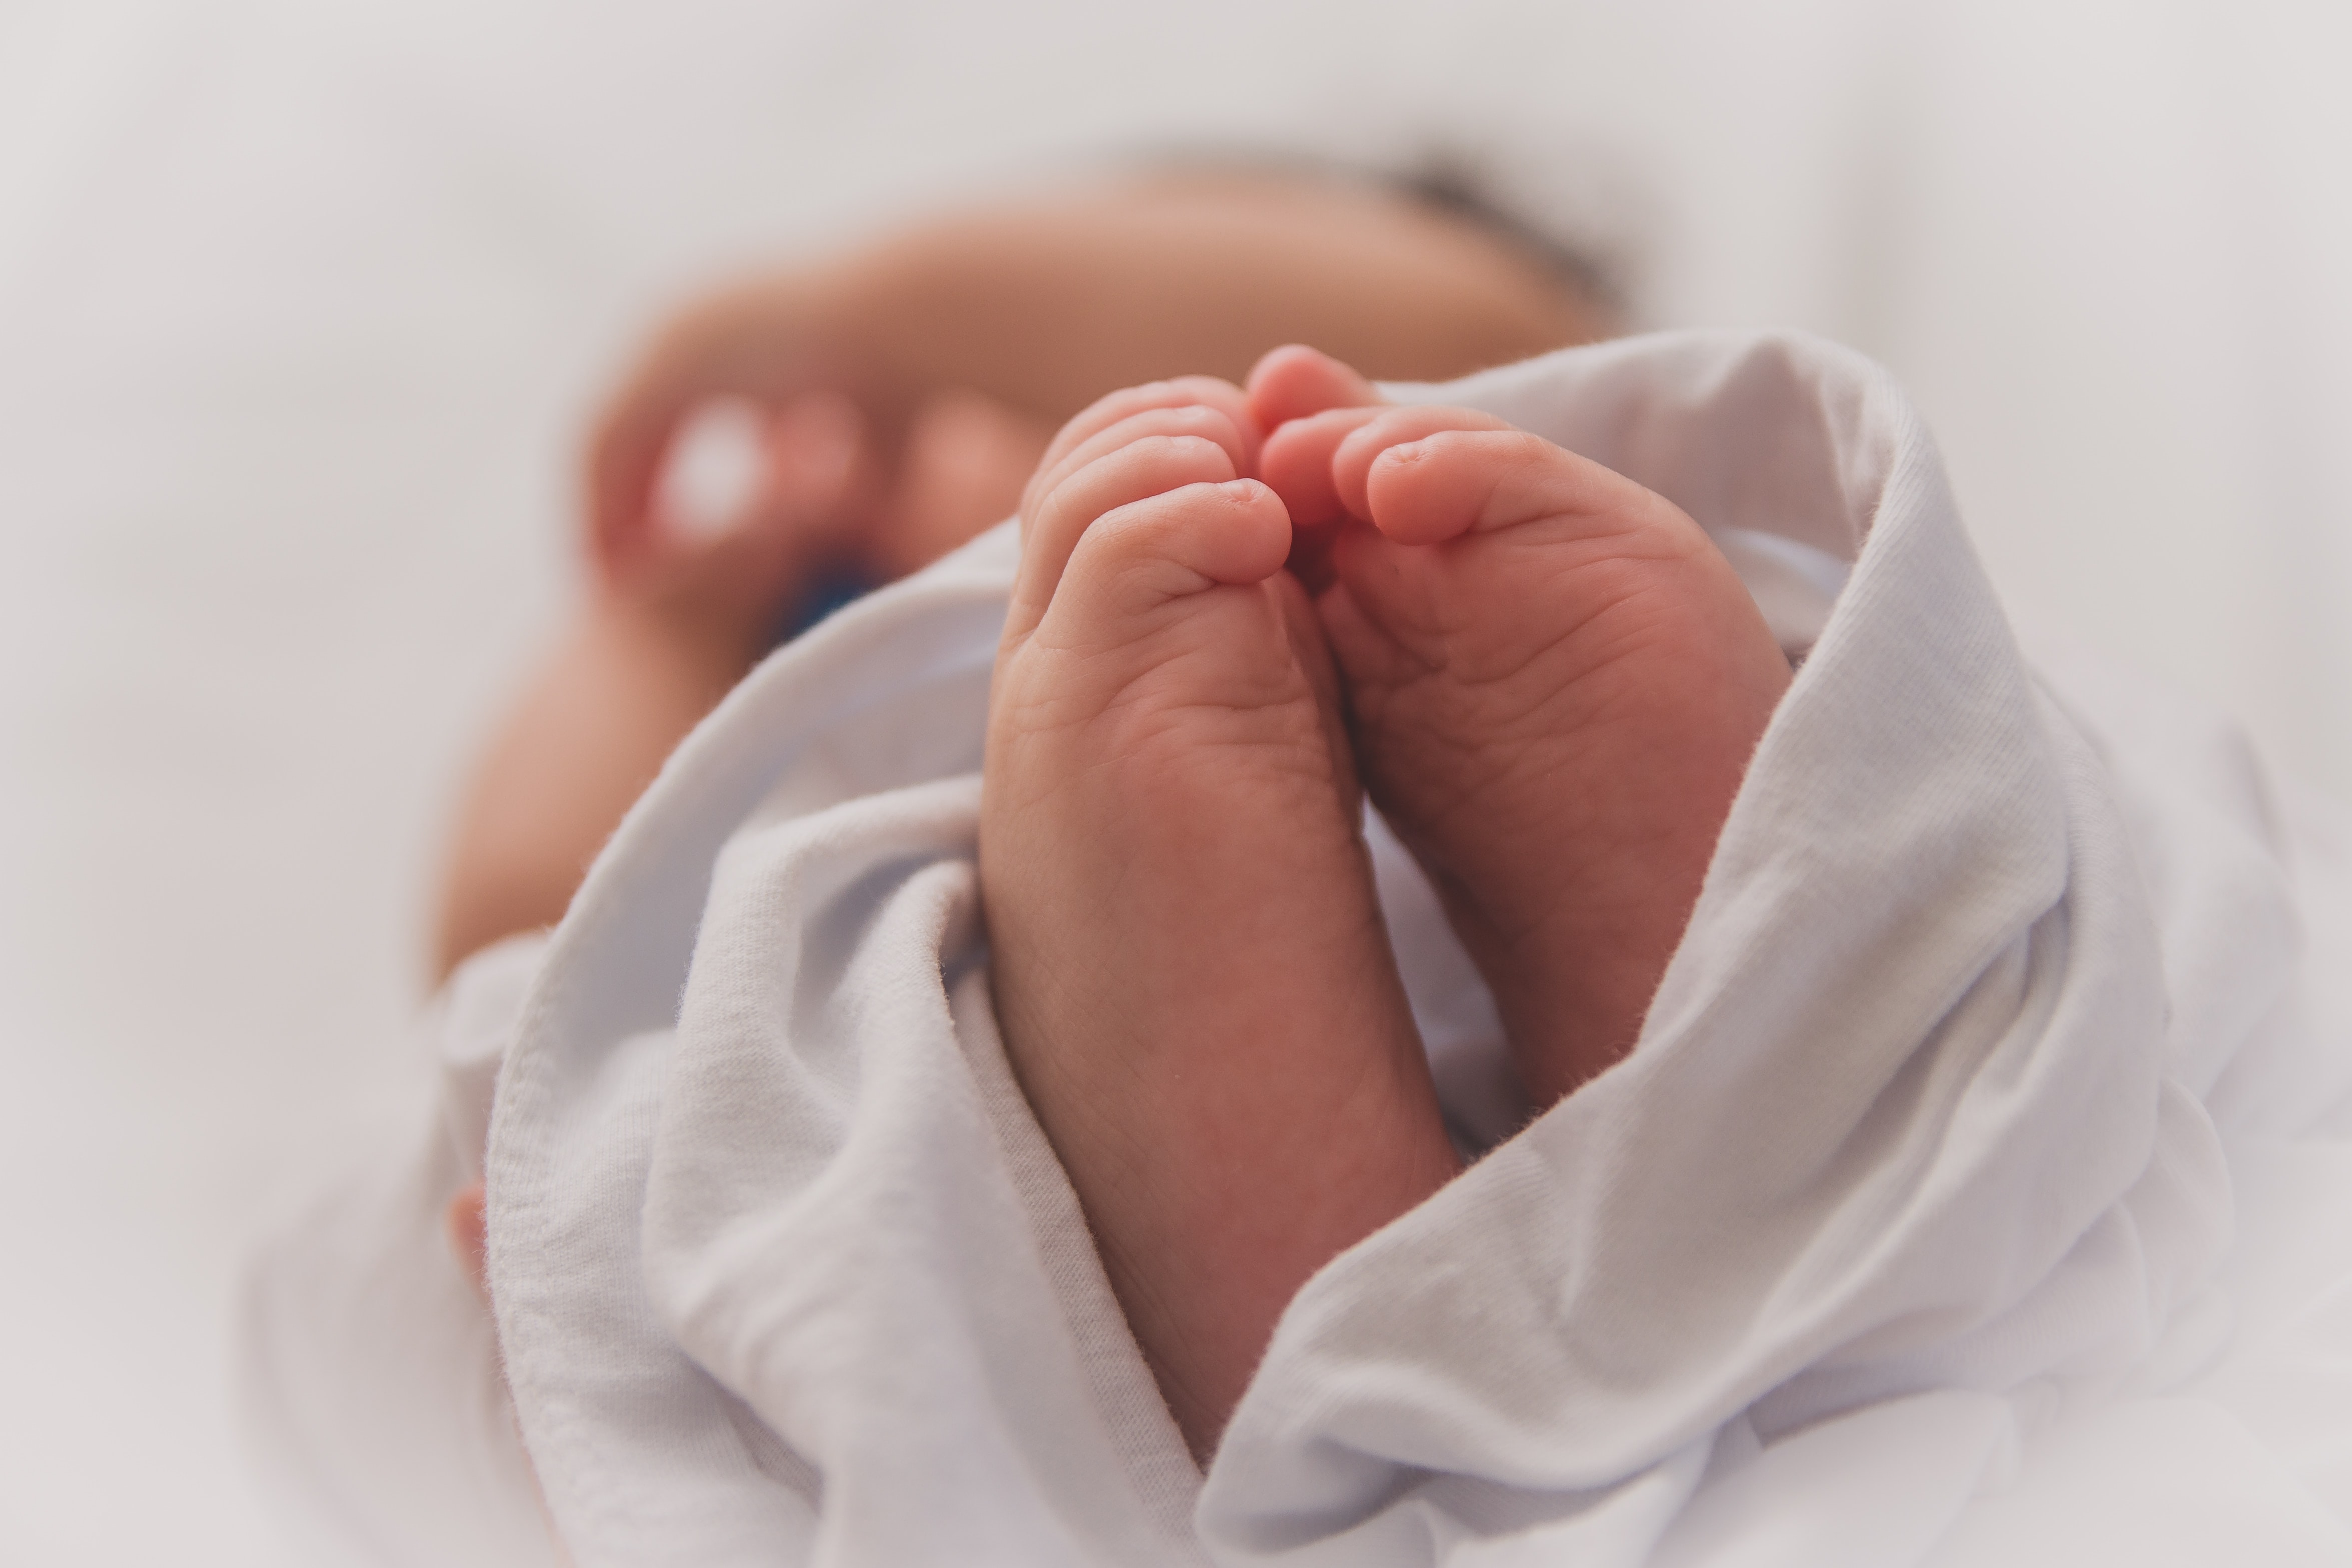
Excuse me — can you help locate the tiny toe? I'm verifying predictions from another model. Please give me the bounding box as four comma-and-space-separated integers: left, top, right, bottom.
1260, 406, 1386, 531
1010, 427, 1246, 638
1049, 480, 1292, 631
1360, 426, 1652, 548
1245, 345, 1384, 431
1026, 402, 1254, 524
1330, 407, 1540, 544
1028, 378, 1258, 506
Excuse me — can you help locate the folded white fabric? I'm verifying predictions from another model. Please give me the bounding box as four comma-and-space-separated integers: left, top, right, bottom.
299, 330, 2352, 1566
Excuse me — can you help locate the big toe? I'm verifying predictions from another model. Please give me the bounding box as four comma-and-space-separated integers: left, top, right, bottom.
1246, 344, 1383, 430
1038, 478, 1295, 646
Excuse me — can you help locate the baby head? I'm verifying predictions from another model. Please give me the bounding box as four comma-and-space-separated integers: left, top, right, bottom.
865, 161, 1619, 573
613, 161, 1618, 591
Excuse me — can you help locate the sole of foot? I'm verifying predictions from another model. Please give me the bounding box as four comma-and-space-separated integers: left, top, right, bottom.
1251, 346, 1792, 1109
982, 376, 1460, 1459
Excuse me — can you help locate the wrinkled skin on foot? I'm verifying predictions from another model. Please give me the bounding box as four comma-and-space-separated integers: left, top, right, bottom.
980, 377, 1459, 1461
1250, 347, 1793, 1108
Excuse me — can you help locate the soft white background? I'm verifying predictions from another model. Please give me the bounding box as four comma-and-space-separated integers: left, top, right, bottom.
2, 2, 2346, 1559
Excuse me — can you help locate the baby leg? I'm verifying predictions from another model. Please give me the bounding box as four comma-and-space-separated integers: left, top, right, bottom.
982, 379, 1459, 1460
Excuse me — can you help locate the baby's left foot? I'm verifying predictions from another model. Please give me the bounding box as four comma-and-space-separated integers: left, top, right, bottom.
982, 378, 1458, 1459
1253, 348, 1792, 1107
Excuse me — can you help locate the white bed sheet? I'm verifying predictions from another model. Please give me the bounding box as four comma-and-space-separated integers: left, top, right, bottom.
3, 1, 2349, 1559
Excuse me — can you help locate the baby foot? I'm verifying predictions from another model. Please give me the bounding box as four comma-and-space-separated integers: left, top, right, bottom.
1252, 348, 1792, 1109
981, 378, 1460, 1460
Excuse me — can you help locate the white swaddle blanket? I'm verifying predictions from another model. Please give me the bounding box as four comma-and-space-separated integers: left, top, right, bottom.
248, 330, 2352, 1565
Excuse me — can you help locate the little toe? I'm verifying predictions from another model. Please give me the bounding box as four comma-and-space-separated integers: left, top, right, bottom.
1023, 378, 1258, 512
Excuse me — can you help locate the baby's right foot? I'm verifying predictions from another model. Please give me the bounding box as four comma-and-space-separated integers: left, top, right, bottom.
981, 379, 1458, 1461
1253, 348, 1792, 1108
